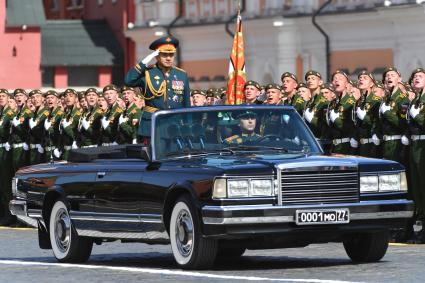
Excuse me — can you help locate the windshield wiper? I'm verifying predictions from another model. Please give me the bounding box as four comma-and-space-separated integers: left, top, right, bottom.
165, 148, 234, 157
223, 145, 289, 153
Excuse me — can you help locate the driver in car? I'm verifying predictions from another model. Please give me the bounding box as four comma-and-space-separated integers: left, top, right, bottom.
224, 111, 261, 145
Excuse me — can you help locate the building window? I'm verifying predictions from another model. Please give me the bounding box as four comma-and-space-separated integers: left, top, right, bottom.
50, 0, 59, 11
98, 0, 103, 5
42, 67, 54, 87
68, 0, 83, 8
68, 67, 98, 87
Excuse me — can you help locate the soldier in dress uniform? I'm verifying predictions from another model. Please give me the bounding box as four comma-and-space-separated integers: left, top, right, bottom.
293, 82, 311, 116
117, 86, 142, 144
354, 70, 382, 158
124, 36, 190, 140
224, 111, 261, 145
243, 80, 262, 105
407, 68, 425, 243
281, 72, 298, 105
43, 90, 64, 161
100, 84, 123, 146
28, 89, 49, 164
0, 89, 16, 225
192, 89, 208, 107
379, 67, 410, 164
10, 89, 32, 172
97, 92, 108, 113
328, 70, 357, 154
305, 70, 323, 99
59, 89, 81, 160
264, 83, 284, 105
78, 88, 102, 148
205, 88, 218, 105
78, 91, 88, 112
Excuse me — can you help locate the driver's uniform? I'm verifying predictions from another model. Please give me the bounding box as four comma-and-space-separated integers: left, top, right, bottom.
224, 133, 261, 145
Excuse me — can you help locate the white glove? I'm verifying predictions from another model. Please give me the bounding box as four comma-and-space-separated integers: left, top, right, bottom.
282, 114, 290, 124
372, 134, 380, 146
23, 143, 29, 151
101, 117, 110, 129
44, 119, 52, 130
12, 117, 21, 127
71, 141, 78, 149
141, 50, 160, 65
4, 142, 11, 152
118, 114, 128, 125
350, 138, 359, 148
112, 141, 118, 146
81, 118, 90, 130
36, 144, 44, 154
293, 136, 300, 145
29, 118, 37, 129
304, 109, 314, 123
356, 107, 367, 120
61, 118, 72, 129
53, 148, 62, 158
401, 135, 409, 146
409, 105, 420, 119
379, 103, 391, 114
132, 138, 137, 144
330, 109, 340, 123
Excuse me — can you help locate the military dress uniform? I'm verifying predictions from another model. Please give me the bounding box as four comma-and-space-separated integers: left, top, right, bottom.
304, 89, 331, 140
0, 90, 16, 224
354, 79, 382, 158
59, 89, 81, 160
78, 88, 102, 148
124, 36, 190, 138
407, 68, 425, 237
328, 91, 356, 154
43, 92, 64, 161
28, 90, 50, 165
224, 133, 262, 145
117, 100, 142, 144
100, 85, 124, 146
10, 89, 32, 172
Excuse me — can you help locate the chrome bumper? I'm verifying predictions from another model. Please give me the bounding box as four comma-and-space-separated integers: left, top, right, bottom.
9, 200, 27, 217
202, 199, 414, 225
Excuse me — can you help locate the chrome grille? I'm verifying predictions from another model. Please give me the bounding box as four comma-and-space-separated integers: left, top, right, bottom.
280, 170, 359, 205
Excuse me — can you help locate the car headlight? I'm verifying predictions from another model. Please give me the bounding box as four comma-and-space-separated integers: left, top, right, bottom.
213, 178, 274, 199
227, 179, 249, 198
360, 175, 378, 193
379, 174, 400, 192
250, 179, 273, 197
400, 172, 408, 192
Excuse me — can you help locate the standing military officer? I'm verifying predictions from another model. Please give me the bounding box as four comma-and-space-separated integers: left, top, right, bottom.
305, 70, 323, 99
10, 89, 32, 172
78, 88, 102, 148
328, 70, 356, 154
43, 90, 63, 161
354, 71, 382, 157
281, 72, 298, 105
379, 67, 410, 164
243, 81, 262, 105
28, 89, 49, 164
100, 84, 123, 146
0, 89, 16, 225
407, 68, 425, 242
124, 36, 190, 140
117, 86, 142, 144
59, 89, 81, 160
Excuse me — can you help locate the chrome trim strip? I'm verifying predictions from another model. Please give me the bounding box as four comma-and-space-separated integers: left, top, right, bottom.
360, 171, 404, 176
276, 161, 358, 171
75, 229, 170, 241
9, 200, 27, 217
27, 209, 42, 219
203, 211, 413, 225
277, 166, 282, 205
69, 211, 163, 224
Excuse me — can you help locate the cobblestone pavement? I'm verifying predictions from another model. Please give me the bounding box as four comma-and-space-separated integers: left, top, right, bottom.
0, 227, 424, 283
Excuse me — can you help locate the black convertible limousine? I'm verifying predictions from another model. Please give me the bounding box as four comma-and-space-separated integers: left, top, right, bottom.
10, 106, 414, 269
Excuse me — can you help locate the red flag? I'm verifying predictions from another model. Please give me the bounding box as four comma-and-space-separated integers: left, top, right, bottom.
226, 12, 246, 105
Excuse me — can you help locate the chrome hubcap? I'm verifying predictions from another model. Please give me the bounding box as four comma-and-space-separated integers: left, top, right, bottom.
175, 209, 193, 257
54, 208, 71, 253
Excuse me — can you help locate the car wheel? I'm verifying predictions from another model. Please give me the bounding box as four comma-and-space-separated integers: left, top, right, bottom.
343, 231, 389, 262
49, 200, 93, 263
170, 195, 218, 269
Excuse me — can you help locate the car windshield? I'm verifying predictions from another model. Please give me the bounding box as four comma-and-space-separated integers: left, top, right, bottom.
152, 106, 321, 160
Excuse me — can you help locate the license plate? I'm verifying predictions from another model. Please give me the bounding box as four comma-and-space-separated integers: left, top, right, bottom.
295, 209, 350, 225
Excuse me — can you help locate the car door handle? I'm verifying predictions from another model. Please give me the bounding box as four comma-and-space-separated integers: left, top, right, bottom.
97, 172, 106, 178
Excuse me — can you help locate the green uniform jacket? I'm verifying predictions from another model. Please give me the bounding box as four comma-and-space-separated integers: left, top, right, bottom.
10, 106, 32, 144
29, 107, 50, 146
307, 94, 330, 139
78, 106, 103, 146
290, 94, 307, 116
60, 106, 81, 147
356, 92, 382, 139
224, 133, 262, 145
380, 88, 410, 136
100, 103, 123, 144
409, 92, 425, 132
329, 93, 356, 139
124, 62, 191, 136
117, 103, 142, 144
0, 106, 14, 144
45, 107, 64, 150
